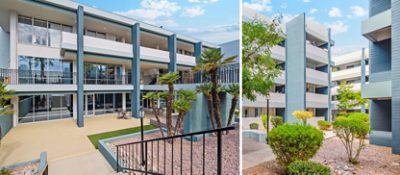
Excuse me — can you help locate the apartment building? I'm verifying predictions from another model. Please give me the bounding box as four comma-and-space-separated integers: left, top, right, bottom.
361, 0, 400, 153
242, 7, 333, 122
0, 0, 238, 133
331, 49, 369, 117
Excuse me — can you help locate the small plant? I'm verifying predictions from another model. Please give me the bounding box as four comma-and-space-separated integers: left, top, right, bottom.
292, 111, 313, 125
0, 168, 11, 175
287, 161, 331, 175
261, 114, 268, 129
249, 122, 259, 130
268, 124, 324, 168
271, 116, 283, 128
333, 113, 370, 164
317, 120, 332, 130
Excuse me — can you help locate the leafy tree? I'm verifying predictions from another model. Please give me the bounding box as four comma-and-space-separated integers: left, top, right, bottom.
0, 81, 15, 146
271, 116, 283, 128
196, 83, 216, 130
292, 111, 313, 125
337, 83, 368, 115
193, 49, 236, 128
333, 113, 370, 164
143, 92, 164, 137
173, 90, 197, 135
242, 18, 284, 101
159, 72, 180, 137
225, 84, 239, 128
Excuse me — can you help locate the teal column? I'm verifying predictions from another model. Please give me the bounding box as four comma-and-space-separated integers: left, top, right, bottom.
285, 13, 306, 123
168, 34, 177, 72
391, 0, 400, 154
76, 5, 84, 127
194, 42, 202, 82
327, 28, 332, 121
361, 48, 366, 113
131, 23, 141, 118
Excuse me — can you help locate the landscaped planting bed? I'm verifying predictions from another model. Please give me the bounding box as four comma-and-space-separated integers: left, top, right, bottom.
243, 137, 400, 175
107, 128, 240, 174
8, 162, 39, 175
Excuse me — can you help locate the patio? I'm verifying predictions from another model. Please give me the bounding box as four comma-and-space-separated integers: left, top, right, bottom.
0, 114, 149, 167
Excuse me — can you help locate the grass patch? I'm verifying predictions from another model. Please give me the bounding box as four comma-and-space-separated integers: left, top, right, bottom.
88, 124, 157, 149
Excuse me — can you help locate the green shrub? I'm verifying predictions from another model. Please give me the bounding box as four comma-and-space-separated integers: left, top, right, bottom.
271, 116, 283, 128
317, 120, 332, 130
287, 161, 331, 175
268, 124, 324, 168
261, 114, 268, 129
249, 122, 259, 129
0, 168, 11, 175
333, 112, 370, 164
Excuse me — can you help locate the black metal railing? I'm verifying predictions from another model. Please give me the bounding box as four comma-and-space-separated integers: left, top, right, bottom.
115, 126, 235, 175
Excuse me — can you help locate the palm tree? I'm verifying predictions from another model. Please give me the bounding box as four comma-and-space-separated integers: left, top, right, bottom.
159, 72, 180, 137
225, 84, 239, 127
193, 49, 236, 128
196, 83, 216, 130
143, 92, 164, 137
0, 81, 15, 146
173, 90, 197, 135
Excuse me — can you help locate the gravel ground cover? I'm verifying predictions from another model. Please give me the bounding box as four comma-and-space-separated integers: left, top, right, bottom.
6, 162, 39, 175
108, 128, 239, 175
244, 137, 400, 175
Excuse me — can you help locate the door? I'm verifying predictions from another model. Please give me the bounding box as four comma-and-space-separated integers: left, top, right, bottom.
85, 94, 95, 117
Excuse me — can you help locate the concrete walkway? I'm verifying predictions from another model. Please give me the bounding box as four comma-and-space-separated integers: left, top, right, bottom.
0, 114, 149, 173
242, 138, 275, 170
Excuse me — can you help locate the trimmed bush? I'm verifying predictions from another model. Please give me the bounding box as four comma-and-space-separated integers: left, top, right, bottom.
271, 116, 283, 128
317, 120, 332, 130
287, 161, 331, 175
261, 114, 268, 129
292, 111, 313, 125
0, 168, 11, 175
268, 124, 324, 168
249, 122, 259, 129
333, 112, 370, 164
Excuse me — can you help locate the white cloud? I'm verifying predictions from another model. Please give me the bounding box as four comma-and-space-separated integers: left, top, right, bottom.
182, 6, 205, 18
304, 0, 311, 3
309, 8, 318, 14
188, 0, 219, 3
350, 6, 367, 17
175, 23, 239, 44
328, 7, 342, 17
114, 0, 180, 25
325, 21, 348, 35
243, 0, 272, 12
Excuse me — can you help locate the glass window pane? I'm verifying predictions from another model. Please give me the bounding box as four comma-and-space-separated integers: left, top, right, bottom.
96, 32, 106, 39
48, 95, 61, 120
18, 16, 32, 25
86, 30, 96, 37
62, 25, 72, 33
18, 23, 32, 44
34, 58, 48, 84
18, 96, 34, 123
105, 94, 114, 113
95, 94, 105, 115
34, 95, 49, 121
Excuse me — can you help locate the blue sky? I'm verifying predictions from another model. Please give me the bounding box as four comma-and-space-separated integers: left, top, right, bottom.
243, 0, 370, 56
76, 0, 239, 45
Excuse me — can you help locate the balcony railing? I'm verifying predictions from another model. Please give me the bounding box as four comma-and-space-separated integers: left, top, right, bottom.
0, 69, 74, 85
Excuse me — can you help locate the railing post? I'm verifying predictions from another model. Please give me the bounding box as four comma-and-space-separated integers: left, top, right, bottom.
217, 130, 222, 175
116, 146, 119, 172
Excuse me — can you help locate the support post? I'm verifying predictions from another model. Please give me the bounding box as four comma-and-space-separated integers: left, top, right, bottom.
361, 47, 366, 113
76, 5, 84, 127
194, 42, 202, 82
168, 34, 177, 72
131, 23, 141, 118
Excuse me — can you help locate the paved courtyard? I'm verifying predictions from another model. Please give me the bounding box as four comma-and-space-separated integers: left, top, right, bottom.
0, 114, 149, 174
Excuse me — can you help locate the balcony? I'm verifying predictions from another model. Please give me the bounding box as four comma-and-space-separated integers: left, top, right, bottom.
362, 9, 391, 42
331, 66, 369, 81
242, 92, 285, 108
306, 43, 328, 64
306, 20, 329, 42
306, 92, 329, 108
271, 45, 285, 62
306, 68, 329, 86
331, 83, 362, 96
61, 32, 196, 66
362, 80, 391, 99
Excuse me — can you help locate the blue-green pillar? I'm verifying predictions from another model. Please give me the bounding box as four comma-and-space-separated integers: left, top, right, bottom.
361, 47, 366, 113
391, 0, 400, 154
76, 5, 84, 127
131, 23, 141, 118
327, 28, 332, 121
168, 34, 177, 72
194, 42, 202, 82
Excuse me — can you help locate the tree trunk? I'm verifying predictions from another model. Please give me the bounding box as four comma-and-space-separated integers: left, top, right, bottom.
166, 82, 174, 137
151, 100, 164, 138
226, 96, 237, 134
206, 95, 216, 130
174, 112, 184, 136
210, 69, 222, 128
